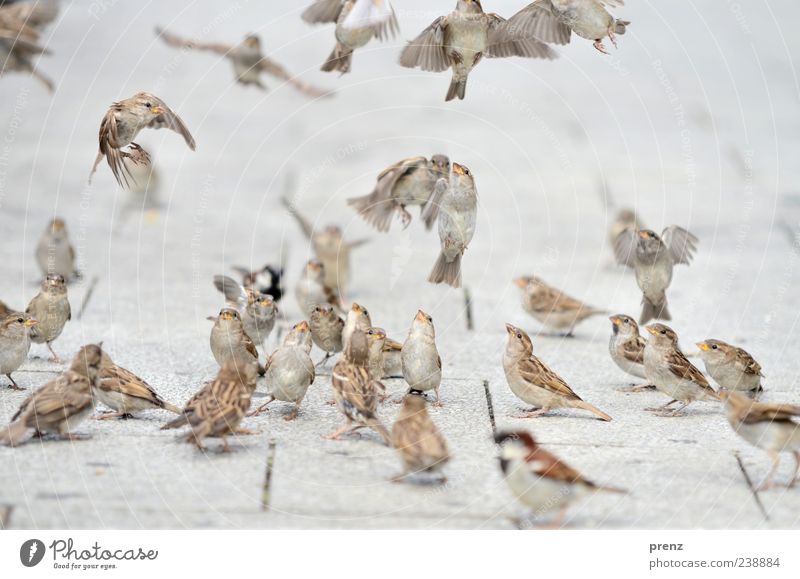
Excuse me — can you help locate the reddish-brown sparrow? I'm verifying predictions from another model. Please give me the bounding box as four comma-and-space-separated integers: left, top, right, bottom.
402, 310, 443, 405
697, 340, 764, 397
391, 392, 450, 483
26, 273, 70, 362
514, 276, 606, 336
94, 352, 181, 419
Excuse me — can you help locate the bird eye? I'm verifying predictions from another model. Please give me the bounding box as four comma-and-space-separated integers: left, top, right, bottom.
16, 317, 23, 323
145, 102, 151, 108
623, 319, 629, 324
661, 330, 666, 335
363, 309, 369, 317
711, 344, 718, 350
516, 333, 522, 339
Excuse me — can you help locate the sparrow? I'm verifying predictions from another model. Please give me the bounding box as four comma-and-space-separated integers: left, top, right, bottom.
643, 323, 720, 416
341, 302, 372, 350
503, 324, 612, 421
608, 314, 653, 390
366, 326, 388, 381
495, 430, 625, 526
0, 0, 58, 91
209, 308, 264, 376
302, 0, 398, 74
283, 197, 366, 297
296, 260, 343, 318
213, 275, 278, 349
401, 310, 443, 405
0, 344, 103, 446
324, 329, 391, 443
391, 392, 450, 482
94, 352, 181, 419
348, 155, 451, 232
399, 0, 556, 101
381, 335, 403, 378
35, 217, 77, 280
697, 339, 764, 397
156, 28, 331, 98
309, 304, 345, 365
614, 226, 698, 324
0, 313, 37, 390
720, 390, 800, 490
505, 0, 630, 55
231, 264, 284, 302
161, 359, 259, 452
428, 162, 477, 287
25, 273, 71, 363
341, 0, 396, 30
608, 208, 641, 268
89, 92, 196, 189
514, 276, 606, 336
250, 321, 316, 420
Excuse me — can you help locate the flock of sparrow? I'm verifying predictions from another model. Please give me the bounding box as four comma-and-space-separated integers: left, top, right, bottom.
2, 0, 799, 526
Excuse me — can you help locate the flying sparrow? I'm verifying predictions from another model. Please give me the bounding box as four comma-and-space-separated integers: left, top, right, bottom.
608, 314, 653, 391
296, 260, 343, 318
0, 0, 58, 91
391, 392, 450, 483
250, 321, 316, 420
341, 0, 396, 30
428, 162, 477, 287
213, 275, 278, 349
209, 308, 264, 375
0, 313, 37, 390
161, 359, 259, 452
401, 310, 443, 405
514, 276, 606, 336
614, 226, 699, 324
156, 28, 331, 98
0, 344, 103, 446
608, 208, 641, 268
89, 92, 196, 189
348, 155, 451, 232
302, 0, 398, 74
697, 339, 764, 397
35, 217, 78, 281
231, 263, 284, 302
25, 273, 71, 363
324, 329, 391, 443
643, 323, 720, 416
342, 302, 372, 350
399, 0, 556, 101
495, 430, 625, 527
94, 352, 181, 420
310, 304, 345, 365
720, 390, 800, 490
503, 324, 612, 420
505, 0, 630, 55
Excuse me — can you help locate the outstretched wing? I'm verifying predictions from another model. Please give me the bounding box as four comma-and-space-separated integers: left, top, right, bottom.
144, 95, 197, 150
502, 0, 571, 46
155, 27, 232, 56
486, 13, 558, 60
257, 56, 332, 98
613, 227, 638, 267
301, 0, 344, 24
661, 226, 698, 265
398, 16, 449, 72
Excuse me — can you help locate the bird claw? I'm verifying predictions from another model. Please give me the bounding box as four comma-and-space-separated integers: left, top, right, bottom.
607, 26, 618, 49
399, 207, 412, 229
125, 143, 151, 166
593, 40, 610, 55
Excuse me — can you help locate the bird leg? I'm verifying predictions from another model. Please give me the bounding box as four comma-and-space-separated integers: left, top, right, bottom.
248, 396, 275, 417
322, 422, 353, 440
645, 399, 678, 412
315, 352, 333, 367
757, 451, 781, 491
234, 428, 259, 436
125, 143, 151, 166
432, 385, 443, 407
5, 374, 24, 390
220, 437, 231, 453
399, 206, 413, 229
659, 402, 690, 417
790, 451, 800, 487
46, 343, 63, 364
94, 411, 133, 420
620, 383, 656, 393
593, 39, 610, 55
513, 407, 550, 419
284, 404, 300, 421
607, 25, 618, 49
60, 432, 91, 441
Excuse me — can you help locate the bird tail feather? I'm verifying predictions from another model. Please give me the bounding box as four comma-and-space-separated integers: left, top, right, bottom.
321, 43, 353, 73
161, 401, 182, 415
0, 420, 29, 446
446, 77, 467, 101
161, 413, 189, 430
347, 189, 395, 232
640, 296, 670, 325
428, 252, 461, 288
571, 400, 612, 422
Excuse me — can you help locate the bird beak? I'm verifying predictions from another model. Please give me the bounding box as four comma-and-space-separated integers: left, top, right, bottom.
24, 318, 38, 327
415, 310, 428, 322
513, 278, 527, 289
296, 321, 310, 332
609, 316, 621, 326
638, 230, 649, 239
645, 326, 659, 336
696, 342, 709, 351
505, 323, 516, 334
151, 106, 164, 115
452, 163, 465, 175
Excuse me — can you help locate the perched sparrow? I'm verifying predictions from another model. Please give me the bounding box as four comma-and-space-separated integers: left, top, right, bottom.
302, 0, 398, 74
643, 324, 720, 416
89, 92, 196, 189
514, 276, 606, 336
697, 340, 764, 397
0, 344, 102, 446
428, 163, 477, 287
505, 0, 630, 55
0, 313, 37, 390
0, 0, 58, 91
296, 260, 343, 318
232, 264, 284, 302
720, 390, 800, 490
35, 217, 77, 280
324, 329, 391, 443
283, 197, 366, 297
614, 226, 698, 324
495, 430, 625, 526
608, 314, 653, 390
503, 324, 612, 420
399, 0, 556, 101
608, 208, 642, 268
25, 273, 71, 363
213, 275, 278, 349
366, 327, 387, 381
348, 155, 451, 232
250, 321, 316, 420
401, 310, 443, 405
162, 359, 259, 452
381, 336, 403, 378
209, 308, 264, 375
341, 302, 372, 350
156, 28, 331, 97
309, 304, 345, 365
391, 392, 450, 482
94, 352, 181, 419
